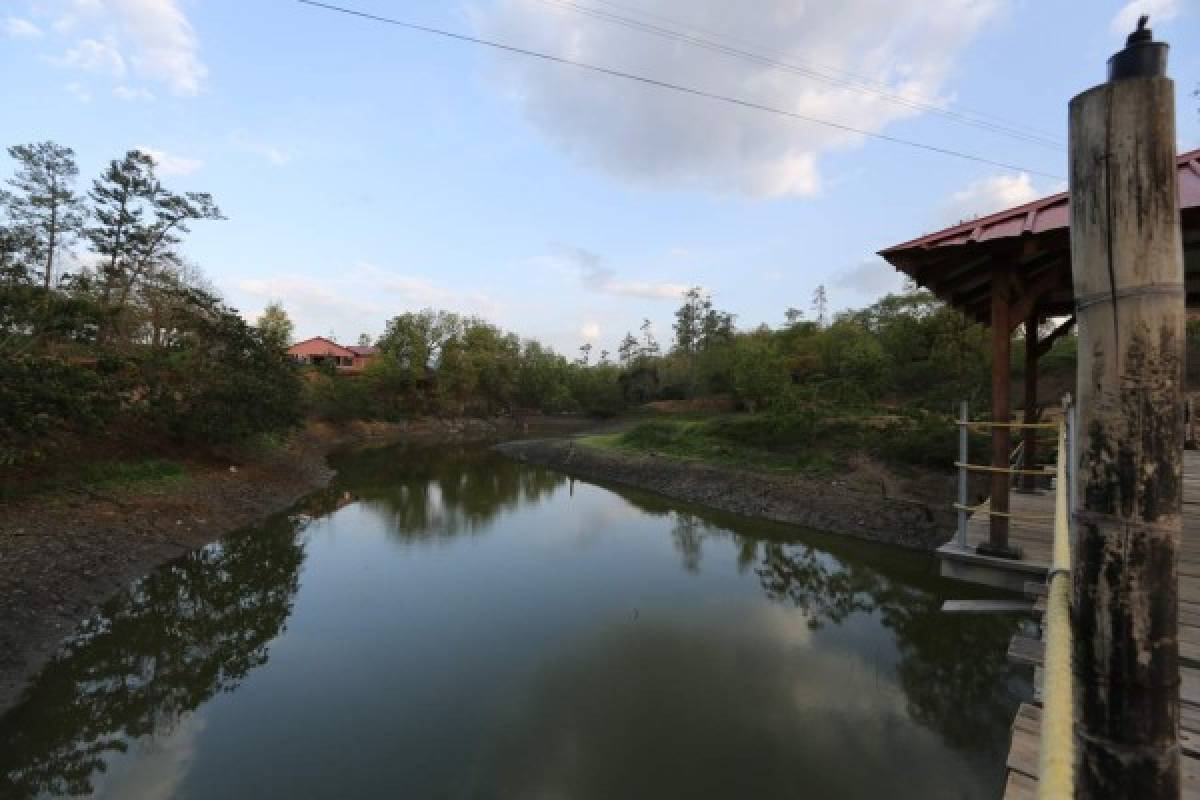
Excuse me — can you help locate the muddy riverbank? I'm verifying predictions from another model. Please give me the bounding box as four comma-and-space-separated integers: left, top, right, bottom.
0, 416, 588, 715
496, 438, 957, 552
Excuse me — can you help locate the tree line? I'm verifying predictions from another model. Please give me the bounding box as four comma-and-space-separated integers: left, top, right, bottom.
1, 138, 1083, 474
301, 281, 1012, 425
1, 141, 299, 469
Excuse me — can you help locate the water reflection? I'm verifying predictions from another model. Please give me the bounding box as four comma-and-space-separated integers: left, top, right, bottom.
0, 515, 305, 798
599, 489, 1027, 762
324, 443, 566, 540
0, 443, 1028, 798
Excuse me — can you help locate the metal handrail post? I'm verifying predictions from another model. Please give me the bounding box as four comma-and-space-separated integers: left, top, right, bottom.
958, 400, 968, 548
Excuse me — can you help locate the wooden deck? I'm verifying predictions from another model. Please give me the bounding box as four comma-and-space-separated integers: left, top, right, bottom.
972, 451, 1200, 797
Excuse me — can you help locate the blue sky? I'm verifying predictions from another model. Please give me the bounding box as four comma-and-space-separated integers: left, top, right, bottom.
2, 0, 1198, 355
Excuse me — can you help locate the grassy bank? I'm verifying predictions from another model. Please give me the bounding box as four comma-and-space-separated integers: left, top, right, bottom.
581, 409, 991, 477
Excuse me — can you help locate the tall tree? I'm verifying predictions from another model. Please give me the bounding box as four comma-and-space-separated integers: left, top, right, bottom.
86, 150, 222, 336
617, 331, 639, 364
639, 318, 659, 357
3, 142, 85, 290
811, 285, 828, 328
256, 301, 294, 349
673, 286, 708, 355
86, 150, 155, 306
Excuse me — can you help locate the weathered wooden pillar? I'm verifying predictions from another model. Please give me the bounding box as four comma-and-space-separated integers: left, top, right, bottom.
986, 261, 1013, 554
1022, 309, 1041, 491
1069, 18, 1183, 798
1022, 311, 1041, 492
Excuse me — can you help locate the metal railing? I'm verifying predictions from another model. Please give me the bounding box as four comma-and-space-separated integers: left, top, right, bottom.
953, 402, 1059, 548
952, 398, 1077, 796
1038, 397, 1075, 798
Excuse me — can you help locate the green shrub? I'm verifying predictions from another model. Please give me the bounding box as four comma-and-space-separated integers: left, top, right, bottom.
621, 420, 685, 449
0, 356, 117, 466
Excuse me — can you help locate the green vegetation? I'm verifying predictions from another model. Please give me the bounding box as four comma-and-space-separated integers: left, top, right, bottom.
302, 310, 626, 422
1, 141, 302, 473
2, 139, 1085, 484
79, 458, 187, 491
591, 410, 991, 477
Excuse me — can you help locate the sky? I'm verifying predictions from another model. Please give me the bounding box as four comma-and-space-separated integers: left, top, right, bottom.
1, 0, 1198, 355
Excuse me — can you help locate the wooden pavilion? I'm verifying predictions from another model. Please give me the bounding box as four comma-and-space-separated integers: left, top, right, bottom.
879, 147, 1200, 561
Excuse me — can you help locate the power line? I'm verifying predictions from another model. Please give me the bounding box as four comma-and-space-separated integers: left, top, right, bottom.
579, 0, 1064, 143
297, 0, 1065, 181
526, 0, 1065, 149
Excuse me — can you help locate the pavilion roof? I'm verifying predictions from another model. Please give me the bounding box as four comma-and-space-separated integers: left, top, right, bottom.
878, 148, 1200, 325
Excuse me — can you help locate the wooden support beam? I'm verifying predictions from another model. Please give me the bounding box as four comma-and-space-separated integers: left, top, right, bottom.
1009, 267, 1066, 332
986, 261, 1014, 555
1036, 314, 1076, 358
957, 253, 1069, 321
1021, 311, 1041, 492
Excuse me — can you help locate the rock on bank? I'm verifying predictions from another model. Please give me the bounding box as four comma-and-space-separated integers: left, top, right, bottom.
496, 438, 955, 551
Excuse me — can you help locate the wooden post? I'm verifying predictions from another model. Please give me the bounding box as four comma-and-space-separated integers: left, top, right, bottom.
1069, 19, 1183, 798
986, 261, 1013, 554
1022, 311, 1040, 491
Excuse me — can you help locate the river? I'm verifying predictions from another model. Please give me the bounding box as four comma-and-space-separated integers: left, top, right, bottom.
0, 441, 1031, 799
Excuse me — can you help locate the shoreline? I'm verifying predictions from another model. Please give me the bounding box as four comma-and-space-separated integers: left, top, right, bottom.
496, 437, 957, 552
0, 416, 588, 716
0, 418, 957, 716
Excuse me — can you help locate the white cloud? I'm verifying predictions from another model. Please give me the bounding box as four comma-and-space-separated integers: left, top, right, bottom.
1110, 0, 1179, 35
65, 80, 92, 103
111, 0, 207, 95
580, 322, 601, 341
235, 275, 385, 342
52, 0, 105, 35
54, 36, 126, 76
44, 0, 206, 95
939, 172, 1039, 225
229, 131, 293, 166
551, 244, 689, 300
354, 263, 503, 318
235, 265, 505, 341
3, 17, 43, 38
113, 84, 155, 101
833, 259, 906, 296
471, 0, 1003, 197
136, 146, 203, 176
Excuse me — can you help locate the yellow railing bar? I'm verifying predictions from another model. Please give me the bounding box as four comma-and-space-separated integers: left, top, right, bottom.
1038, 416, 1073, 799
954, 462, 1054, 476
957, 421, 1059, 430
951, 503, 1054, 522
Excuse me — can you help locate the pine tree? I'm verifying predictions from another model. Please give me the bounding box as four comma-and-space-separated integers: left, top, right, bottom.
3, 142, 85, 290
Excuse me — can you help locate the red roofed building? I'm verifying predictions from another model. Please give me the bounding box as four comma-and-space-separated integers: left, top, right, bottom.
287, 337, 379, 372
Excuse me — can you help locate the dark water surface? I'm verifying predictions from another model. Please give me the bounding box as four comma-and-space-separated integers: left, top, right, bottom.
0, 443, 1030, 799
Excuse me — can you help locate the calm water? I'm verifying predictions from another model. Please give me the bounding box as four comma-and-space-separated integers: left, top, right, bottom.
0, 443, 1030, 799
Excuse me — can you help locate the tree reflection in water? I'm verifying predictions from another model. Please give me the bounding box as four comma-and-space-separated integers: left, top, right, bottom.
0, 444, 566, 799
0, 445, 1028, 798
325, 443, 566, 541
0, 515, 306, 798
614, 490, 1029, 764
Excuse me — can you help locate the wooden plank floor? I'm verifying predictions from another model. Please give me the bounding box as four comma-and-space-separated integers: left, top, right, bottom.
961, 488, 1056, 568
1000, 450, 1200, 797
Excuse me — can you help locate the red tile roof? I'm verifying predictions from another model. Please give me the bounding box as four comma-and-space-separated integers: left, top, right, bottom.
347, 346, 378, 356
286, 336, 356, 357
881, 147, 1200, 256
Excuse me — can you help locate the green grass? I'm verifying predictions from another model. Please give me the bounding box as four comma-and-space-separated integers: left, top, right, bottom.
0, 456, 190, 504
585, 409, 979, 477
581, 417, 837, 476
78, 458, 188, 491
